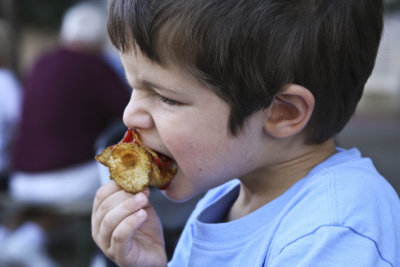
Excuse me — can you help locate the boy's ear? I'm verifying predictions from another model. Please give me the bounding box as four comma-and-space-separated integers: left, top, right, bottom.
264, 84, 314, 139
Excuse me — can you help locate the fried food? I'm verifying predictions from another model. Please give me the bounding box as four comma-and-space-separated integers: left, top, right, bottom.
95, 129, 177, 193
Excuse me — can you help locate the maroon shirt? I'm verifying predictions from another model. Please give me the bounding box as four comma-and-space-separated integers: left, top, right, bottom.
12, 48, 130, 172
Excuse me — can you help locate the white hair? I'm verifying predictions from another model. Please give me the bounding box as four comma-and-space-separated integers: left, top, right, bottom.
60, 2, 106, 47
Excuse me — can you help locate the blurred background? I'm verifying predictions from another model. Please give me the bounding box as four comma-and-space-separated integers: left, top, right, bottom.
0, 0, 399, 266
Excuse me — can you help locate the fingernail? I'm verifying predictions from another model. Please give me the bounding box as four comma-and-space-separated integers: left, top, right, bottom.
143, 188, 150, 196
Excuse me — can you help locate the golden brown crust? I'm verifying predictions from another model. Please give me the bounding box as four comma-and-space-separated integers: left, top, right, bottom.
95, 133, 177, 193
148, 160, 177, 188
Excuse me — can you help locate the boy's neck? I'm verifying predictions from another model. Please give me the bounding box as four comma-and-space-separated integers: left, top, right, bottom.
228, 139, 337, 221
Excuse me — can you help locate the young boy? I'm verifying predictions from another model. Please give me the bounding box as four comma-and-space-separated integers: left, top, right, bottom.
91, 0, 400, 266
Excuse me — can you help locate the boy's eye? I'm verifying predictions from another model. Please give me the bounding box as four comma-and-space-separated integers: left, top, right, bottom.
152, 92, 182, 105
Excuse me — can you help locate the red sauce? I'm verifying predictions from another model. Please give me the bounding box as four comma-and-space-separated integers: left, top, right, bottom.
154, 157, 170, 169
120, 129, 140, 144
120, 129, 134, 143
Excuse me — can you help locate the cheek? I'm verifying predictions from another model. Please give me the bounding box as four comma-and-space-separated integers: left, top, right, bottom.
161, 124, 261, 201
167, 131, 241, 182
160, 113, 230, 176
167, 133, 210, 174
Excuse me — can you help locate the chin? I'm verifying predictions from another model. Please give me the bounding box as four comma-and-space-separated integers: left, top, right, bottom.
161, 189, 191, 203
160, 182, 198, 203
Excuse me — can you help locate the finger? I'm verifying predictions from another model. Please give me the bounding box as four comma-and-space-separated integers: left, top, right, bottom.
95, 189, 139, 225
111, 209, 148, 261
93, 181, 121, 212
98, 192, 149, 248
142, 187, 150, 197
92, 182, 121, 239
92, 185, 134, 238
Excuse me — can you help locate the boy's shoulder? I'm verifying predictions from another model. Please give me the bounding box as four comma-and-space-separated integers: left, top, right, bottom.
178, 148, 400, 266
299, 147, 399, 228
269, 148, 400, 265
195, 148, 400, 234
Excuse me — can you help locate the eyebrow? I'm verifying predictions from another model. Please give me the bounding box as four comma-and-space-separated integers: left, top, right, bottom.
120, 63, 181, 95
143, 81, 179, 95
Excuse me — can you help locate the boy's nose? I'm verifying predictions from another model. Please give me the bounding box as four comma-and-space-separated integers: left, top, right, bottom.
123, 94, 154, 130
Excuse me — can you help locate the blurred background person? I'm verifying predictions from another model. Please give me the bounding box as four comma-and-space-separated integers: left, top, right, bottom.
10, 1, 130, 204
0, 19, 22, 192
0, 3, 130, 266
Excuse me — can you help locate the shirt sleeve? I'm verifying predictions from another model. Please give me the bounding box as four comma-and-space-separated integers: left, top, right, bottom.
268, 226, 393, 267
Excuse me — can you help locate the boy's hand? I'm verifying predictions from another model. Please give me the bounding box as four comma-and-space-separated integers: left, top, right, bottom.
92, 182, 167, 267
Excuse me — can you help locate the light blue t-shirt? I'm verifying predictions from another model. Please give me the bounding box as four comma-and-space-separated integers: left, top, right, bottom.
169, 148, 400, 267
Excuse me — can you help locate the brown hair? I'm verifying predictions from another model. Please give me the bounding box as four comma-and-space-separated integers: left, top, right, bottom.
107, 0, 383, 144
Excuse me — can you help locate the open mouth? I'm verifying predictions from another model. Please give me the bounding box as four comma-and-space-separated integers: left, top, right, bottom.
121, 129, 176, 167
122, 129, 177, 188
96, 128, 177, 193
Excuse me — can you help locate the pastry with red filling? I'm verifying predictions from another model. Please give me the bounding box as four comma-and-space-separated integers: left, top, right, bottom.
95, 129, 177, 193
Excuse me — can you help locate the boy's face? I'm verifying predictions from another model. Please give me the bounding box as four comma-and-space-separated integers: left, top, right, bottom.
120, 50, 269, 201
